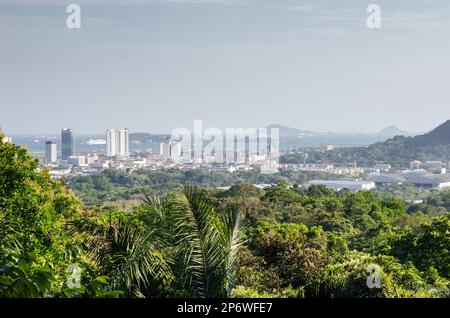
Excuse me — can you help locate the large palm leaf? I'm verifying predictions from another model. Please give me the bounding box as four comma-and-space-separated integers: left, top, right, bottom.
173, 185, 224, 297
0, 209, 21, 256
70, 217, 172, 297
222, 204, 246, 297
142, 184, 246, 298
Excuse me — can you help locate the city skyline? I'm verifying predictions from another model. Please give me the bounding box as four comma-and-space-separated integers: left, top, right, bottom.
2, 0, 450, 134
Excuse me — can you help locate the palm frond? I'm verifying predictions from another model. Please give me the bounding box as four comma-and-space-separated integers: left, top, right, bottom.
140, 184, 247, 298
0, 209, 21, 256
69, 217, 172, 296
222, 204, 247, 297
172, 184, 225, 297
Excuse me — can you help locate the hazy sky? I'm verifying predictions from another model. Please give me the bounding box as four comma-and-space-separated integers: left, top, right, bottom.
1, 0, 450, 134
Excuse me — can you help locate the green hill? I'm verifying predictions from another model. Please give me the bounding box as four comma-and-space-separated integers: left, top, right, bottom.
406, 120, 450, 147
283, 120, 450, 167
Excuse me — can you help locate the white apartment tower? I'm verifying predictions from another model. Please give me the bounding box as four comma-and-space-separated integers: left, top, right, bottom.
160, 139, 182, 162
45, 141, 57, 164
106, 128, 129, 157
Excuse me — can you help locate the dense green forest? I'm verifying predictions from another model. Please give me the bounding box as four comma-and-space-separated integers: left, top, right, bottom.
1, 136, 450, 298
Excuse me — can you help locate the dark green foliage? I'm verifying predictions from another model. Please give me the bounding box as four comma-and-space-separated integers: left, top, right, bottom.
0, 137, 119, 298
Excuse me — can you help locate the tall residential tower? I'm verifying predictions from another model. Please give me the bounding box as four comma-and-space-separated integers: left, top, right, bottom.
106, 128, 129, 157
45, 141, 57, 164
61, 128, 75, 160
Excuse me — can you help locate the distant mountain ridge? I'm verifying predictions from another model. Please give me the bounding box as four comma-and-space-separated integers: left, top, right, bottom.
266, 124, 315, 136
267, 124, 411, 138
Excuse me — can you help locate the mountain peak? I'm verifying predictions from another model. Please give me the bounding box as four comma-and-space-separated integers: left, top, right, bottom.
379, 125, 407, 136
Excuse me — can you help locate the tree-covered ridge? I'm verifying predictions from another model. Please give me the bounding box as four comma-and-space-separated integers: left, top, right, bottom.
408, 120, 450, 147
1, 137, 449, 298
281, 120, 450, 166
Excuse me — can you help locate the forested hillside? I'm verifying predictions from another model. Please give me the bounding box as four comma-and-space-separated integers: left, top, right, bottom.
281, 120, 450, 167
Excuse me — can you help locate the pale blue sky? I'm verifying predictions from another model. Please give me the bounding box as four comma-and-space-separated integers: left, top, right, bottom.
1, 0, 450, 134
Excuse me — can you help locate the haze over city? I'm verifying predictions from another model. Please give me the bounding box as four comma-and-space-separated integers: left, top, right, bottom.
2, 0, 450, 134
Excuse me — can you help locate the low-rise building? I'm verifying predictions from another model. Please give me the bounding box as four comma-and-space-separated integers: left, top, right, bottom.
371, 170, 450, 189
373, 164, 391, 172
370, 174, 406, 186
89, 162, 109, 170
410, 160, 422, 170
403, 170, 450, 189
424, 161, 443, 171
307, 180, 376, 192
68, 155, 88, 167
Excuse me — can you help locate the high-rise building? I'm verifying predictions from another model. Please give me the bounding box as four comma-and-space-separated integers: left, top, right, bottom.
106, 129, 116, 157
160, 139, 182, 162
61, 128, 75, 160
45, 141, 57, 164
106, 128, 129, 157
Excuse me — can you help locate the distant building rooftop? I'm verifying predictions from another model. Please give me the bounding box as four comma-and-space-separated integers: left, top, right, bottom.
371, 171, 450, 189
308, 179, 376, 192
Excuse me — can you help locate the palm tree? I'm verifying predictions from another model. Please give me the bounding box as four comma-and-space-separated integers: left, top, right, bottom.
70, 216, 172, 297
72, 184, 246, 298
143, 184, 246, 298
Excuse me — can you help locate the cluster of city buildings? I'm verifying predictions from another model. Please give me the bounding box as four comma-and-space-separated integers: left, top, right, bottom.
42, 128, 129, 177
367, 160, 450, 190
157, 138, 279, 174
308, 160, 450, 192
279, 163, 365, 176
5, 126, 450, 193
36, 129, 450, 192
40, 128, 279, 178
409, 160, 449, 173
